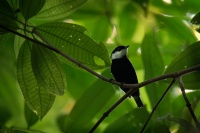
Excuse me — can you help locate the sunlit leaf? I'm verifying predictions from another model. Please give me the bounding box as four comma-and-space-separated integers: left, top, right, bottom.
19, 0, 45, 20
104, 108, 149, 133
141, 32, 170, 115
24, 103, 39, 128
17, 40, 55, 119
31, 44, 66, 95
164, 41, 200, 89
32, 0, 87, 21
34, 22, 111, 70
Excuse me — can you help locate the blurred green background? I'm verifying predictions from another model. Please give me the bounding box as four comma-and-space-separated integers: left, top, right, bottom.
1, 0, 200, 132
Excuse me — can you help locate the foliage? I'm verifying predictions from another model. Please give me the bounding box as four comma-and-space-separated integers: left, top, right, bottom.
0, 0, 200, 133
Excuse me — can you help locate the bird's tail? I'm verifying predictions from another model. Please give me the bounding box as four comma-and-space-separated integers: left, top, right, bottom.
133, 96, 143, 108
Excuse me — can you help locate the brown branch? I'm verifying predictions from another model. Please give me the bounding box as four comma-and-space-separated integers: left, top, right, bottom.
178, 77, 200, 132
140, 78, 175, 133
1, 25, 200, 132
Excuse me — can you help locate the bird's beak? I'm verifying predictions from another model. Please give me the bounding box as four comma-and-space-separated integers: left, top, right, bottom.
125, 45, 129, 49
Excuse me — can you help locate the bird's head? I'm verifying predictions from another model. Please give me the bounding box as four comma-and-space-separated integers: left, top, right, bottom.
111, 45, 129, 60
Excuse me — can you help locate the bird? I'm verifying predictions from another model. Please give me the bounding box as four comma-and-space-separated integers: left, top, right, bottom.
111, 45, 143, 108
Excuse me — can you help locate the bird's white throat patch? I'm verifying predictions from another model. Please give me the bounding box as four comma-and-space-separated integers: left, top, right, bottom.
111, 49, 128, 60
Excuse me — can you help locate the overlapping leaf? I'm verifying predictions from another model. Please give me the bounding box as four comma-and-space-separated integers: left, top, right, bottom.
19, 0, 46, 20
17, 40, 55, 119
164, 41, 200, 89
32, 0, 87, 21
34, 22, 111, 70
24, 103, 39, 128
31, 45, 66, 95
0, 0, 18, 34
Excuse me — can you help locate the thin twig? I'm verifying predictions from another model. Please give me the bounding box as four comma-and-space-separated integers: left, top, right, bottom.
178, 77, 200, 132
140, 78, 176, 133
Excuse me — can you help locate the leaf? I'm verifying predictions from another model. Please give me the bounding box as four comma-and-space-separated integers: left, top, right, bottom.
191, 12, 200, 25
152, 116, 171, 133
141, 32, 170, 114
0, 34, 8, 52
164, 41, 200, 89
104, 108, 149, 133
0, 128, 28, 133
58, 69, 115, 132
133, 0, 149, 14
17, 40, 55, 119
19, 0, 46, 20
168, 117, 197, 133
31, 44, 66, 95
34, 22, 111, 70
24, 103, 39, 128
32, 0, 87, 21
7, 0, 19, 11
0, 0, 18, 34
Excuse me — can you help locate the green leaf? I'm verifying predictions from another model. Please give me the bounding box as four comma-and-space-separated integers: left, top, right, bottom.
0, 0, 18, 34
104, 108, 149, 133
152, 117, 171, 133
31, 45, 66, 95
58, 69, 115, 132
168, 117, 197, 133
141, 32, 170, 114
7, 0, 19, 11
19, 0, 45, 20
164, 41, 200, 89
17, 40, 55, 119
0, 34, 8, 52
24, 103, 39, 128
191, 12, 200, 25
0, 128, 28, 133
34, 22, 111, 70
32, 0, 87, 21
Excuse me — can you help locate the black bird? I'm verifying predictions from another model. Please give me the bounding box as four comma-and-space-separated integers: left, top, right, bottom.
111, 45, 143, 108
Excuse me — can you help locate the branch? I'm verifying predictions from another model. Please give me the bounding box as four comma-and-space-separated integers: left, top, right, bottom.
1, 25, 200, 132
178, 77, 200, 132
140, 78, 175, 133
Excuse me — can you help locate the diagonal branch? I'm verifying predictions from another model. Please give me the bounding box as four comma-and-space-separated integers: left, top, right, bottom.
178, 77, 200, 132
140, 78, 175, 133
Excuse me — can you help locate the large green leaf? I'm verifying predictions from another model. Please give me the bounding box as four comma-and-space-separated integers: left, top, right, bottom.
24, 103, 39, 128
32, 0, 87, 21
164, 41, 200, 89
34, 22, 111, 70
31, 45, 66, 95
0, 34, 8, 52
19, 0, 46, 20
0, 0, 18, 34
141, 32, 170, 115
104, 108, 149, 133
58, 69, 115, 132
17, 40, 55, 119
